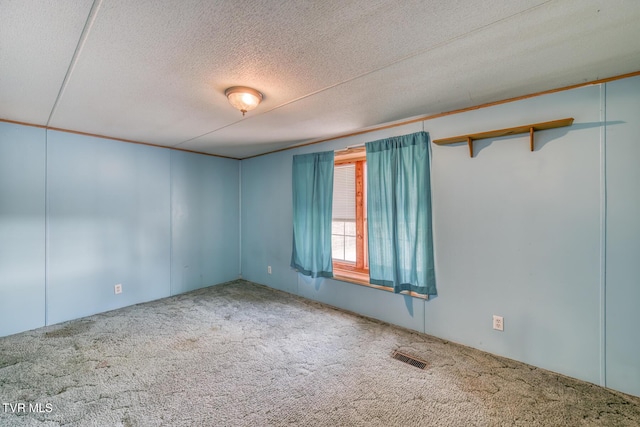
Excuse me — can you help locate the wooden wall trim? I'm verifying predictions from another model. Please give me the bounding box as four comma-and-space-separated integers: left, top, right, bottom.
243, 70, 640, 160
2, 70, 639, 161
0, 118, 240, 160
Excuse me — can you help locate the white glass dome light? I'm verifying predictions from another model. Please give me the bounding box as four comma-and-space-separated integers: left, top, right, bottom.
225, 86, 263, 116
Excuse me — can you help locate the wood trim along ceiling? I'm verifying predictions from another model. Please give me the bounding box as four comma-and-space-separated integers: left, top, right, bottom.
0, 118, 240, 160
2, 70, 639, 161
243, 70, 640, 159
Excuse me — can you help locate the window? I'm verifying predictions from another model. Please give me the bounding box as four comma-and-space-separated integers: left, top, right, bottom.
332, 149, 368, 280
291, 134, 432, 299
332, 164, 356, 262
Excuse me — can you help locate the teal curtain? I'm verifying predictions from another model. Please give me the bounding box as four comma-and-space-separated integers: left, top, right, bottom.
290, 151, 335, 278
366, 131, 436, 296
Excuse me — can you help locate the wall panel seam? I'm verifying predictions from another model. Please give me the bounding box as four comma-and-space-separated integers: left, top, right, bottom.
599, 83, 607, 388
169, 151, 173, 296
44, 130, 49, 326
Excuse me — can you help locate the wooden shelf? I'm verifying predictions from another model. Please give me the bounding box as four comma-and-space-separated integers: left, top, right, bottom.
433, 118, 574, 157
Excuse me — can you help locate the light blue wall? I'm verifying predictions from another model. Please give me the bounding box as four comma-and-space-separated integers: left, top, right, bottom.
171, 150, 240, 294
241, 150, 299, 294
240, 77, 640, 397
427, 86, 602, 385
0, 123, 46, 337
605, 76, 640, 397
47, 131, 171, 324
0, 126, 240, 335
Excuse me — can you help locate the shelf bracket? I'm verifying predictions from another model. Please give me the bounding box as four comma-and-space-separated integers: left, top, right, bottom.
530, 126, 534, 151
467, 137, 473, 158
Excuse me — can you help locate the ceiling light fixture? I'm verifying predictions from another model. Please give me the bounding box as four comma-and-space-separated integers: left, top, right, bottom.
225, 86, 263, 116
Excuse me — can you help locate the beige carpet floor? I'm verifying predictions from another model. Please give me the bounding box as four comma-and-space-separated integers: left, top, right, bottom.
1, 279, 639, 426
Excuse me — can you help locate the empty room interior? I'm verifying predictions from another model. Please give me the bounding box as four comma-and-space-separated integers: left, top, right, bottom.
1, 1, 640, 425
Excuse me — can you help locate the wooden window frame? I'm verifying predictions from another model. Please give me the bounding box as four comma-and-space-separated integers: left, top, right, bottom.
333, 150, 368, 277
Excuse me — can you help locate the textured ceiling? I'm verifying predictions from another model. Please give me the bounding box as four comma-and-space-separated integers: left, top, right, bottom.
1, 0, 640, 159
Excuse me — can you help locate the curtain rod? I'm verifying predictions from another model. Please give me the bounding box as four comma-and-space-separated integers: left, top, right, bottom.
335, 144, 365, 154
335, 127, 431, 154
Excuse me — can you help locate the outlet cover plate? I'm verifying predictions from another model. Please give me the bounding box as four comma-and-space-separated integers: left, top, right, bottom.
114, 284, 122, 295
493, 315, 504, 331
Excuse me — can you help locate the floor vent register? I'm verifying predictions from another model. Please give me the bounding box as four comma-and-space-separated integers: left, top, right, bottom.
391, 350, 428, 370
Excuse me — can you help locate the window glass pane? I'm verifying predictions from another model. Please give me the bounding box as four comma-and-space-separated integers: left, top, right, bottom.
344, 236, 356, 262
344, 220, 356, 236
332, 235, 345, 260
332, 220, 344, 235
333, 164, 355, 220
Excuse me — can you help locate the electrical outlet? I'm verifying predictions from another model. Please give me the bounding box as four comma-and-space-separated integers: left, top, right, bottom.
114, 284, 122, 295
267, 266, 272, 274
493, 315, 504, 331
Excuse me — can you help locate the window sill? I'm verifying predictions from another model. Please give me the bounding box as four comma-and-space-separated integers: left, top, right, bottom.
333, 269, 369, 286
332, 270, 428, 300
